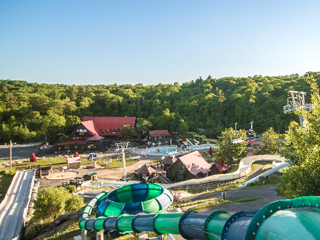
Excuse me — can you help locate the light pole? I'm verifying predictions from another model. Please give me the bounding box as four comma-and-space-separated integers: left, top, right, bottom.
10, 140, 12, 170
122, 147, 127, 181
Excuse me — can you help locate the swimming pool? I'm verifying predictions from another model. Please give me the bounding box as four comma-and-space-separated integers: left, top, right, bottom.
135, 146, 178, 155
84, 180, 140, 188
187, 143, 218, 151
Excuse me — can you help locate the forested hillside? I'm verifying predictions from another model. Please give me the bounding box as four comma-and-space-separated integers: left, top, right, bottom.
1, 72, 319, 144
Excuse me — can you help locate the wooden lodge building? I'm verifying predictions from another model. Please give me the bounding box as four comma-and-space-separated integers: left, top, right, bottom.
135, 164, 156, 181
166, 151, 230, 182
210, 161, 229, 175
166, 151, 212, 181
54, 116, 137, 153
160, 155, 178, 170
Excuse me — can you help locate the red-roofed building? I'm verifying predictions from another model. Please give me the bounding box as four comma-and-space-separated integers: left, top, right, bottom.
146, 130, 171, 145
55, 116, 137, 153
149, 130, 170, 138
70, 116, 137, 140
166, 151, 212, 181
210, 161, 229, 175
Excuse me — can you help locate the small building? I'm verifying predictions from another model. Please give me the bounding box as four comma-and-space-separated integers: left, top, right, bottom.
166, 151, 211, 181
210, 161, 229, 175
135, 164, 156, 181
36, 166, 52, 177
148, 130, 171, 144
83, 172, 97, 181
70, 177, 83, 185
160, 155, 178, 170
67, 157, 81, 169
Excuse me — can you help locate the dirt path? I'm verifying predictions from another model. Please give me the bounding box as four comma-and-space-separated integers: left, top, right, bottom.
39, 156, 160, 189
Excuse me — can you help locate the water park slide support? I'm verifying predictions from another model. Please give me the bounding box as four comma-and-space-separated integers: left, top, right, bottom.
79, 183, 320, 240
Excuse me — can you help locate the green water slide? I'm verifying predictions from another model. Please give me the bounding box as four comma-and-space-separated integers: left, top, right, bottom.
79, 183, 320, 239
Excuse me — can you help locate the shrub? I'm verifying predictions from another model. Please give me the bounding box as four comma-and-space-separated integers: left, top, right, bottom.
7, 169, 16, 175
65, 195, 84, 212
64, 184, 76, 193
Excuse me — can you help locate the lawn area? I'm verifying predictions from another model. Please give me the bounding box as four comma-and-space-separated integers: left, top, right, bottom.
0, 173, 14, 203
103, 158, 139, 168
2, 157, 139, 171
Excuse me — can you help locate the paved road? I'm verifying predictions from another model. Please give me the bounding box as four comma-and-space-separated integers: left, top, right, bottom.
0, 171, 34, 240
0, 143, 40, 161
182, 185, 282, 214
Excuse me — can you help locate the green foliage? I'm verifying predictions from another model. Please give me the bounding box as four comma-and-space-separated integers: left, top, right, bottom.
65, 195, 84, 212
261, 127, 280, 154
277, 76, 320, 198
34, 187, 72, 220
64, 184, 76, 193
7, 169, 16, 175
213, 128, 247, 166
136, 118, 152, 133
1, 72, 320, 144
120, 124, 135, 138
0, 173, 14, 203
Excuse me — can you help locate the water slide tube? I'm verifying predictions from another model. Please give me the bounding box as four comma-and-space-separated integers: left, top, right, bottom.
79, 183, 320, 240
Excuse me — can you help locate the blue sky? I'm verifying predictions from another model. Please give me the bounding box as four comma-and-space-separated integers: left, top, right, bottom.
1, 0, 319, 86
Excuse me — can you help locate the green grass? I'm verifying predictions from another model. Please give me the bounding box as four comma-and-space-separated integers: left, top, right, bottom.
103, 158, 138, 168
42, 220, 81, 240
186, 180, 243, 195
189, 197, 262, 211
171, 197, 218, 208
229, 164, 239, 173
0, 173, 14, 203
3, 157, 139, 171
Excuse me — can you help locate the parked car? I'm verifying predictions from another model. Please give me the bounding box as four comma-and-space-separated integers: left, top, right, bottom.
130, 154, 141, 160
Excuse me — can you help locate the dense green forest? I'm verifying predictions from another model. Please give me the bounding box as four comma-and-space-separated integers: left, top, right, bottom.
1, 72, 319, 144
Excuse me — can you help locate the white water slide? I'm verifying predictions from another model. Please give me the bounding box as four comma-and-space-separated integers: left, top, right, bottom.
0, 171, 35, 240
238, 161, 290, 187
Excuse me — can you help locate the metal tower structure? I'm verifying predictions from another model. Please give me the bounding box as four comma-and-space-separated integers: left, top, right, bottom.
283, 90, 313, 127
246, 120, 256, 140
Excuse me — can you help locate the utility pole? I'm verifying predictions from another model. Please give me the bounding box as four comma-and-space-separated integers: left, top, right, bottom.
122, 147, 127, 181
10, 140, 12, 170
234, 123, 237, 131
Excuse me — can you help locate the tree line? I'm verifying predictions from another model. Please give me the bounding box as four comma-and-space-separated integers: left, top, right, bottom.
1, 72, 319, 144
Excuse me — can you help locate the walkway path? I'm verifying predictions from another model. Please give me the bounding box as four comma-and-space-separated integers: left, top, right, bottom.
181, 185, 281, 213
163, 154, 286, 188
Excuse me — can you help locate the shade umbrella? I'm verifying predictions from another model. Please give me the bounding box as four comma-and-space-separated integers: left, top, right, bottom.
74, 152, 80, 157
59, 166, 68, 177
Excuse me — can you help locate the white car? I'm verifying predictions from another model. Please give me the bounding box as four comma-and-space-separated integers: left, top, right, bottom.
130, 154, 141, 160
